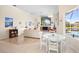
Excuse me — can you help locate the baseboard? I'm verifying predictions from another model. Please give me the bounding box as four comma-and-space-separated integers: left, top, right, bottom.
24, 36, 40, 39
0, 37, 9, 40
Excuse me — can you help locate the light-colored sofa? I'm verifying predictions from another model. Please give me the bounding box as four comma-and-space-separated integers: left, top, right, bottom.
24, 30, 41, 38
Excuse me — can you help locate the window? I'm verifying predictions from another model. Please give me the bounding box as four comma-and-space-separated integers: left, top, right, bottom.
65, 8, 79, 37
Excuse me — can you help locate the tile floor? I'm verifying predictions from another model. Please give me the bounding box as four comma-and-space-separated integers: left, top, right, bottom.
0, 37, 79, 53
0, 37, 43, 53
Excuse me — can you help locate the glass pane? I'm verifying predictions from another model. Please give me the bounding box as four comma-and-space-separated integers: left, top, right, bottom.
65, 8, 79, 38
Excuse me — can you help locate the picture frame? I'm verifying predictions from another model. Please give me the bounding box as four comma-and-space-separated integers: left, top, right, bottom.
41, 17, 51, 26
5, 17, 13, 27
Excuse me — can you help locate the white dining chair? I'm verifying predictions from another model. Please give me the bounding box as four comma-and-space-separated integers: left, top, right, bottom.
47, 36, 59, 53
40, 32, 49, 52
47, 33, 65, 53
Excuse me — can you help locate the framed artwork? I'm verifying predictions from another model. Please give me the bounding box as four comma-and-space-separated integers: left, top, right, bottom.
5, 17, 13, 27
41, 17, 51, 26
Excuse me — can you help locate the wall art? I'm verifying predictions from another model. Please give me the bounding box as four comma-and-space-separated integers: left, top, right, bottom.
5, 17, 13, 27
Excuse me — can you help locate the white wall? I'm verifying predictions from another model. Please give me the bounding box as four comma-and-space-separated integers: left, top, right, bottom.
0, 5, 41, 39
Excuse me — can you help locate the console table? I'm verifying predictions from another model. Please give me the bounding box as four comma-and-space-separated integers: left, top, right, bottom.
9, 29, 18, 38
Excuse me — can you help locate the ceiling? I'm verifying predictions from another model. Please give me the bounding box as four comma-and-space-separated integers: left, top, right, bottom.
15, 5, 59, 17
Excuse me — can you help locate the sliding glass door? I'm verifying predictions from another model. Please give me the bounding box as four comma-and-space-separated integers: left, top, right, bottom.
65, 7, 79, 38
